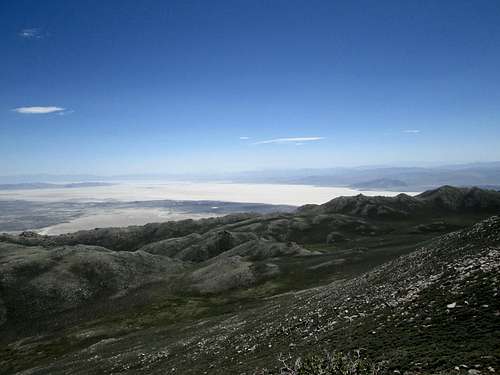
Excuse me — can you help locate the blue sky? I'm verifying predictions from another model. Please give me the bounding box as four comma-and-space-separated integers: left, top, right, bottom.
1, 0, 500, 175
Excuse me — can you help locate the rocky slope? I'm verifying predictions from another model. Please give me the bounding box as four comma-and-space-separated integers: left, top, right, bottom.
2, 216, 497, 374
137, 216, 499, 374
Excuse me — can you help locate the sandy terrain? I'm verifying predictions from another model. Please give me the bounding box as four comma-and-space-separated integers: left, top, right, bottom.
0, 181, 416, 206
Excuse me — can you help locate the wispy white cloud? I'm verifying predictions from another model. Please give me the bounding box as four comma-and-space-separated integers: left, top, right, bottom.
239, 136, 251, 140
403, 129, 420, 134
253, 137, 325, 145
13, 106, 65, 114
19, 28, 45, 39
57, 110, 75, 116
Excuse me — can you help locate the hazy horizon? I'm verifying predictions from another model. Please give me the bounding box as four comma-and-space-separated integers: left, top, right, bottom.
2, 160, 500, 181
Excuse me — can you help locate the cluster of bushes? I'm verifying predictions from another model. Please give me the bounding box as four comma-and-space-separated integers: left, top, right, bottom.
258, 350, 387, 375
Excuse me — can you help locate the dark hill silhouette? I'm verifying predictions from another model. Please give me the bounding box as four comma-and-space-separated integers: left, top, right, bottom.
298, 185, 500, 218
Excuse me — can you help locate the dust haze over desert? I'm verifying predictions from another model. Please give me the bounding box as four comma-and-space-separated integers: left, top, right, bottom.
1, 1, 500, 374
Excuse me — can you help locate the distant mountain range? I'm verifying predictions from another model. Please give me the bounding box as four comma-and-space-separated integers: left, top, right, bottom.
235, 162, 500, 191
349, 178, 408, 189
0, 182, 115, 190
2, 162, 500, 191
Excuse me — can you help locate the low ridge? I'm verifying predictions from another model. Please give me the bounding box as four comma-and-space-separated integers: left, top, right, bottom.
299, 185, 500, 218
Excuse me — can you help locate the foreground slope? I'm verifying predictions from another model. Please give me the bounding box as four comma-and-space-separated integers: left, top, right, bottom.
1, 217, 499, 374
82, 216, 499, 374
